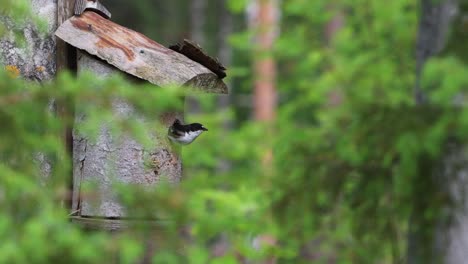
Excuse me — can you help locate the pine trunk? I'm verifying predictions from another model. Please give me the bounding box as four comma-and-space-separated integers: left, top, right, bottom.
250, 0, 278, 122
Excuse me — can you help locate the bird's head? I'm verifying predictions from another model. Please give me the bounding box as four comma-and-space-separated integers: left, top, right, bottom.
192, 123, 208, 131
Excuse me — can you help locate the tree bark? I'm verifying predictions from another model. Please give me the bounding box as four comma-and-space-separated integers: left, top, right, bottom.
409, 0, 460, 263
0, 0, 57, 182
437, 143, 468, 264
190, 0, 206, 46
0, 0, 57, 82
248, 0, 279, 122
56, 0, 75, 210
216, 0, 233, 173
414, 0, 457, 104
186, 0, 207, 114
247, 1, 280, 262
217, 0, 233, 106
56, 0, 75, 72
72, 52, 183, 218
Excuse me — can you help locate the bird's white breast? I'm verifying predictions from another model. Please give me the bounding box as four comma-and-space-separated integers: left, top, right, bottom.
170, 130, 203, 145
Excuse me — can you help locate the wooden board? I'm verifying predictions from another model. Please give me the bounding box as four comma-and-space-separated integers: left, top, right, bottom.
55, 11, 227, 94
170, 39, 227, 79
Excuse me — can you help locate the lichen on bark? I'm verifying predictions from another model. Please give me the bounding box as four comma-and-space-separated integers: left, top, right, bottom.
0, 0, 58, 181
0, 0, 57, 81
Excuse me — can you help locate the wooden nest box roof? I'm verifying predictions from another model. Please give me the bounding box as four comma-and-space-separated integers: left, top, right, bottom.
55, 12, 227, 94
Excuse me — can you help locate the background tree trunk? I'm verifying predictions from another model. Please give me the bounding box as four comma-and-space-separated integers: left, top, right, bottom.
409, 0, 461, 263
414, 0, 457, 104
186, 0, 207, 115
433, 2, 468, 263
248, 0, 279, 122
56, 0, 75, 209
216, 0, 233, 173
190, 0, 206, 46
248, 0, 279, 172
247, 1, 280, 262
217, 0, 233, 111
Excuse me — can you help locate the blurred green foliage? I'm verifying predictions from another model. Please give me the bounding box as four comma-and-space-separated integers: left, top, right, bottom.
1, 0, 468, 263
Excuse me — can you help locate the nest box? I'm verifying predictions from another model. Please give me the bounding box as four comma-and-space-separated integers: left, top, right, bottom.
55, 11, 227, 228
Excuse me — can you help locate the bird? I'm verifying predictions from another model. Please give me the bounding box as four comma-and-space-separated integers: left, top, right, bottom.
167, 119, 208, 145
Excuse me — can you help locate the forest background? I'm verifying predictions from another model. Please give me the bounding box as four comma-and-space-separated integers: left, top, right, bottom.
1, 0, 468, 263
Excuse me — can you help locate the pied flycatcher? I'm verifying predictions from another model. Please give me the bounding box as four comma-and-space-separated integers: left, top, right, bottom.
168, 119, 208, 145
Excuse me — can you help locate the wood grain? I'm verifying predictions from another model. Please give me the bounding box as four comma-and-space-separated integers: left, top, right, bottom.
55, 11, 227, 93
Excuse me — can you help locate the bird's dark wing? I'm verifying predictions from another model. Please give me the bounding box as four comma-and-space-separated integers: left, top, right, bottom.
168, 126, 184, 137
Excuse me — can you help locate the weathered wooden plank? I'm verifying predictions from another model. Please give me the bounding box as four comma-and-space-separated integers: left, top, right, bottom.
55, 11, 227, 93
170, 39, 227, 79
56, 0, 75, 211
56, 0, 75, 72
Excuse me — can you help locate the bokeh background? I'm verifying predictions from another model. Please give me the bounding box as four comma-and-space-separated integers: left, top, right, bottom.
1, 0, 468, 263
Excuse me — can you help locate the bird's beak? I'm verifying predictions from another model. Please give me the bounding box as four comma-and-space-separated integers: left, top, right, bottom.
202, 127, 208, 131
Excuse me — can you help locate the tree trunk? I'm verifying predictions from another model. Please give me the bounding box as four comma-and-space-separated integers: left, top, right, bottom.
0, 0, 57, 82
247, 1, 279, 262
414, 0, 457, 104
0, 0, 57, 182
186, 0, 207, 115
217, 0, 233, 109
249, 0, 279, 122
436, 143, 468, 264
56, 0, 75, 209
408, 0, 460, 263
190, 0, 206, 46
216, 0, 234, 173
